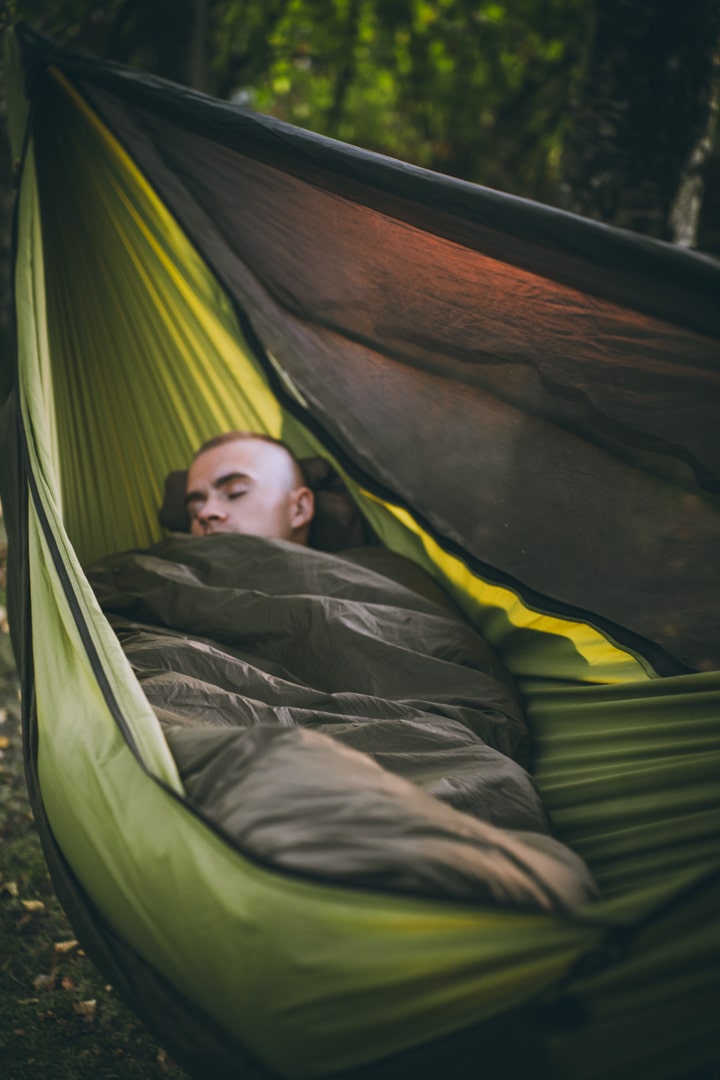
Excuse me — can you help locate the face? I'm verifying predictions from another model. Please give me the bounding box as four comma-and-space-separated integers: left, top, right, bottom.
185, 439, 314, 543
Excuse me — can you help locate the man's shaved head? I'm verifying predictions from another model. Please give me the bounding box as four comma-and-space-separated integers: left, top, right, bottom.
185, 432, 314, 544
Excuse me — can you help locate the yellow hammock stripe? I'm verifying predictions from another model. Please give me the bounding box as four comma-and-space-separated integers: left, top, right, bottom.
43, 66, 283, 565
356, 491, 654, 684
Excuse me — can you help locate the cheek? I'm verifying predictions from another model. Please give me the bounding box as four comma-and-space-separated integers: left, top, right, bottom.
189, 519, 203, 535
234, 494, 272, 518
228, 494, 286, 532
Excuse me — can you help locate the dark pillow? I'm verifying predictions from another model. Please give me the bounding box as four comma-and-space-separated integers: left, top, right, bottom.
158, 457, 378, 553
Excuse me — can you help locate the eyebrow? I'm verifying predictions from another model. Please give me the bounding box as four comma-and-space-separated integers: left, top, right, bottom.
184, 471, 252, 507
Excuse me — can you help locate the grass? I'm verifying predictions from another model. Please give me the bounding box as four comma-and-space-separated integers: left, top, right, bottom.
0, 541, 189, 1079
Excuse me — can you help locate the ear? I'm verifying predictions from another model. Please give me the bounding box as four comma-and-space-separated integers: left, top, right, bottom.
290, 486, 315, 529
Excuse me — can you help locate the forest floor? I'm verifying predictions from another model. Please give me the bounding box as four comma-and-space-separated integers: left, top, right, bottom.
0, 517, 188, 1079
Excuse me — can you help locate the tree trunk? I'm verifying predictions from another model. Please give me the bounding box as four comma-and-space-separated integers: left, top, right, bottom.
141, 0, 208, 89
560, 0, 720, 246
106, 0, 210, 91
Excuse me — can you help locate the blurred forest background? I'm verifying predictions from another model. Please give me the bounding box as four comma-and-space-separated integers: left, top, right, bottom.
3, 0, 720, 227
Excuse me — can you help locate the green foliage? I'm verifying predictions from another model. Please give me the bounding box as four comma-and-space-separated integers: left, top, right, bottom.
213, 0, 588, 199
6, 0, 589, 200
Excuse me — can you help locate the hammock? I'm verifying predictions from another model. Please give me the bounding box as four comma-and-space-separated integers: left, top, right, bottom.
1, 22, 719, 1080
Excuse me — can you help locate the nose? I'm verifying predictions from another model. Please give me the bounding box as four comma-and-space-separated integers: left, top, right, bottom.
196, 495, 227, 527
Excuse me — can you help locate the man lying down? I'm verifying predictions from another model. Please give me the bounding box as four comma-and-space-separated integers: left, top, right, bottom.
88, 431, 598, 912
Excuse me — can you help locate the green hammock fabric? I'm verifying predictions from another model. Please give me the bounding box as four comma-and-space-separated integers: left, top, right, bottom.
1, 23, 719, 1080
